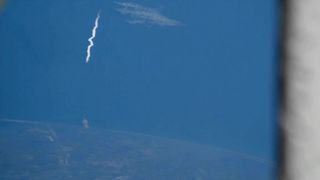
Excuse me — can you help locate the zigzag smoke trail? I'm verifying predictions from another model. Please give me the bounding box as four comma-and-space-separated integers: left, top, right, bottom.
86, 12, 101, 63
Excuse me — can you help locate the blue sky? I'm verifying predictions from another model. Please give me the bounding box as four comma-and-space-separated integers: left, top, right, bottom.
0, 0, 279, 160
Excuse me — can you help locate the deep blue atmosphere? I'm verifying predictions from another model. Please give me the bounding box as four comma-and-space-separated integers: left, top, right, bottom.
0, 0, 278, 166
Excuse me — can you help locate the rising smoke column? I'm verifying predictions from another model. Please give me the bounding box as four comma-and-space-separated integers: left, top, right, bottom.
85, 11, 101, 64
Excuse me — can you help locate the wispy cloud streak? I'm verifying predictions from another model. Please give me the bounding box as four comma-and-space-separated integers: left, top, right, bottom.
115, 2, 182, 26
86, 11, 101, 64
0, 118, 42, 124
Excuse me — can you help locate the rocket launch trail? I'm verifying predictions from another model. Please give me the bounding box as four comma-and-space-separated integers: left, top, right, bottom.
85, 11, 101, 64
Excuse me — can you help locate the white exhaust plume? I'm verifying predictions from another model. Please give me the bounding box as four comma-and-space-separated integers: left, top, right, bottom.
82, 115, 89, 129
85, 11, 101, 64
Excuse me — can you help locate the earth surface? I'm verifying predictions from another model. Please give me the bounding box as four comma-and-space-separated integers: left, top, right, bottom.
0, 121, 275, 179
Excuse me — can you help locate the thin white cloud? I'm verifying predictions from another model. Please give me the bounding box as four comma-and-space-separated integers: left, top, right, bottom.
115, 1, 182, 27
0, 118, 41, 124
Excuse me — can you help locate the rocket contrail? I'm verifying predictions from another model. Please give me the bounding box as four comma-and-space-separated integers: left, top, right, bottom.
86, 11, 101, 64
